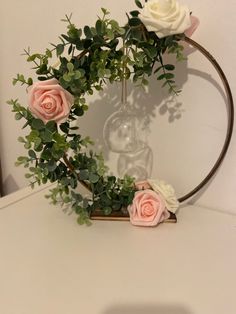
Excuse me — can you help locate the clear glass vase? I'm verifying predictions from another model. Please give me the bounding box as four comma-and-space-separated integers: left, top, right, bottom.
118, 143, 153, 180
103, 103, 139, 153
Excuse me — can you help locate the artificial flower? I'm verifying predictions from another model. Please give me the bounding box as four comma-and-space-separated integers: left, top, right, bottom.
128, 186, 170, 227
148, 179, 179, 213
139, 0, 191, 38
28, 78, 74, 124
185, 15, 200, 37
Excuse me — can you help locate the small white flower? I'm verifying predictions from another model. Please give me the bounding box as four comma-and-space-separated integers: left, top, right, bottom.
148, 179, 179, 213
139, 0, 191, 38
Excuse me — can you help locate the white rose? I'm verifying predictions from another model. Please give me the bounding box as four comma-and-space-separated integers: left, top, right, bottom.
139, 0, 191, 38
148, 179, 179, 213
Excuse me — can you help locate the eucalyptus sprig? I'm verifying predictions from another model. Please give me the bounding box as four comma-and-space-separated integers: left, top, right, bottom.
9, 1, 188, 224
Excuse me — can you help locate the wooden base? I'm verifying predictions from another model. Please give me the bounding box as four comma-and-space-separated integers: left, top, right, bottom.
90, 209, 177, 223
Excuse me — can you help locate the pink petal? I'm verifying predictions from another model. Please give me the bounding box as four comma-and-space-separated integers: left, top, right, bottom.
185, 15, 200, 37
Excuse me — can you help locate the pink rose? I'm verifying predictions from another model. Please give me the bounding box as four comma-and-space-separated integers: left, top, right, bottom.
185, 15, 200, 37
128, 189, 170, 227
28, 78, 74, 124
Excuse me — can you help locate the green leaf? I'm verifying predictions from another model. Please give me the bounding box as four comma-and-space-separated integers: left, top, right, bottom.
117, 27, 126, 35
63, 73, 71, 82
15, 113, 22, 120
157, 74, 166, 80
109, 20, 119, 29
84, 26, 93, 39
27, 54, 39, 62
77, 215, 85, 225
73, 106, 84, 116
95, 20, 103, 35
103, 207, 112, 216
27, 78, 33, 85
34, 141, 43, 152
71, 191, 83, 202
56, 44, 64, 56
28, 149, 37, 159
101, 8, 110, 15
67, 62, 74, 72
15, 156, 29, 166
25, 173, 33, 179
36, 64, 48, 75
40, 129, 53, 143
45, 49, 52, 58
45, 121, 57, 132
74, 70, 82, 79
135, 0, 143, 9
68, 44, 73, 55
60, 122, 69, 134
18, 136, 25, 143
129, 17, 141, 27
32, 119, 45, 130
112, 201, 122, 211
41, 149, 52, 160
130, 10, 140, 17
164, 64, 175, 71
89, 173, 99, 184
106, 29, 115, 40
79, 169, 89, 180
100, 194, 112, 206
157, 73, 175, 81
164, 73, 175, 80
70, 177, 77, 189
24, 142, 31, 149
47, 160, 57, 172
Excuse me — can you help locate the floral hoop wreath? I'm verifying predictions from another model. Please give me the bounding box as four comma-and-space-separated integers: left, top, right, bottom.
9, 0, 234, 227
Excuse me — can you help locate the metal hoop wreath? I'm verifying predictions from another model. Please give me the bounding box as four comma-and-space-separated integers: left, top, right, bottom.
89, 37, 234, 221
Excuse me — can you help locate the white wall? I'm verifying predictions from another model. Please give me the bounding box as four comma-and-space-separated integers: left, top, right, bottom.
1, 0, 236, 214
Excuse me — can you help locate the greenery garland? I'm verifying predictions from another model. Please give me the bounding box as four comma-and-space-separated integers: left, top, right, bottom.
8, 0, 190, 225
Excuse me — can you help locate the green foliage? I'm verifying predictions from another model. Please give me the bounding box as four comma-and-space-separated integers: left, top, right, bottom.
9, 2, 187, 225
135, 0, 143, 9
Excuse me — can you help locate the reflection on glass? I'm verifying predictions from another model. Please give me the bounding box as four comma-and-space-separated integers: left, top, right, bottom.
118, 143, 153, 181
103, 106, 139, 153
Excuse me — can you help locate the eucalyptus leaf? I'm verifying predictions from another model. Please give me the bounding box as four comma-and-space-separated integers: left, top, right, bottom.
164, 64, 175, 71
89, 173, 99, 183
129, 17, 141, 27
28, 149, 37, 159
103, 207, 112, 216
84, 26, 93, 39
130, 10, 140, 17
135, 0, 143, 9
79, 169, 89, 180
95, 20, 103, 35
32, 119, 45, 130
47, 160, 57, 172
15, 113, 22, 120
56, 44, 64, 56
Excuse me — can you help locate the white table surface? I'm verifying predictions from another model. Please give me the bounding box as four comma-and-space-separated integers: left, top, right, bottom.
0, 185, 236, 314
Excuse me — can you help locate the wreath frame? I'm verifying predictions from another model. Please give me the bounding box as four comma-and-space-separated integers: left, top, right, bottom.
8, 2, 234, 226
90, 36, 234, 221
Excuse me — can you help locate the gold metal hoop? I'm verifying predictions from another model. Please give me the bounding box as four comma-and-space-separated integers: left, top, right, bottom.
178, 37, 234, 202
89, 37, 234, 221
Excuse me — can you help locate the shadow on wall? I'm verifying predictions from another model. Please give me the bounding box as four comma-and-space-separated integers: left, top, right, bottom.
84, 55, 188, 159
2, 175, 19, 196
102, 303, 193, 314
78, 53, 189, 182
83, 43, 227, 159
75, 42, 228, 198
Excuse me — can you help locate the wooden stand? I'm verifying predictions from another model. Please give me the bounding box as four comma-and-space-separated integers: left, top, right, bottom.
90, 209, 177, 222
